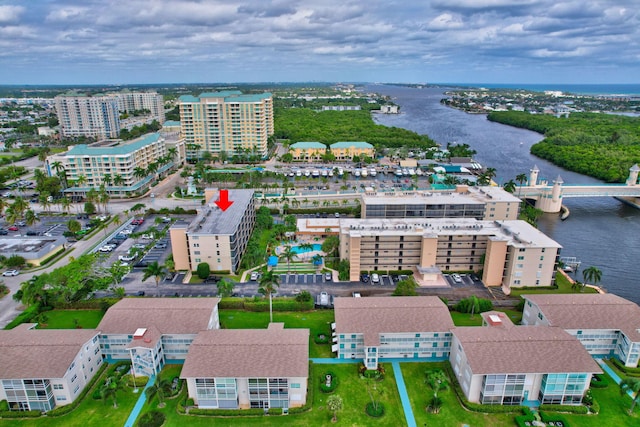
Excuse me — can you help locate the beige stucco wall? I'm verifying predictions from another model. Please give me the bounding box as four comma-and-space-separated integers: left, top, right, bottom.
169, 227, 190, 271
483, 238, 508, 286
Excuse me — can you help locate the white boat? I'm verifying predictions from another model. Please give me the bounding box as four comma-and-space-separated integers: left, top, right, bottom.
402, 169, 409, 176
321, 169, 328, 177
304, 170, 310, 177
338, 168, 344, 176
295, 170, 302, 177
328, 170, 334, 177
416, 169, 423, 176
369, 168, 377, 177
395, 169, 403, 176
354, 169, 361, 177
361, 168, 368, 177
312, 170, 320, 178
408, 169, 416, 176
289, 171, 295, 177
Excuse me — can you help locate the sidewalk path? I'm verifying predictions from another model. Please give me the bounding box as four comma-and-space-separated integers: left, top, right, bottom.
392, 361, 417, 427
124, 375, 156, 427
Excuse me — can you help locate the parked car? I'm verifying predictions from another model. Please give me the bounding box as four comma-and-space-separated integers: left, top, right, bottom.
451, 273, 463, 283
132, 243, 147, 250
250, 271, 259, 281
360, 273, 370, 283
391, 274, 400, 283
371, 273, 380, 284
136, 291, 145, 296
0, 229, 8, 235
161, 217, 171, 223
119, 254, 136, 262
2, 270, 19, 277
8, 226, 19, 231
154, 242, 168, 249
204, 276, 221, 283
25, 230, 39, 236
324, 272, 332, 281
16, 221, 26, 227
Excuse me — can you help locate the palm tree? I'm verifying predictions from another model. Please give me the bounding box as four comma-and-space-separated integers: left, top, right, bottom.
100, 376, 124, 408
582, 266, 602, 291
298, 242, 313, 260
60, 196, 72, 215
24, 209, 37, 227
279, 245, 296, 275
503, 179, 516, 194
103, 173, 112, 187
4, 205, 18, 225
51, 161, 68, 189
143, 261, 166, 296
11, 196, 28, 219
0, 198, 5, 217
146, 378, 172, 404
66, 219, 82, 235
113, 174, 125, 187
258, 269, 280, 323
98, 185, 110, 214
620, 377, 640, 414
133, 166, 147, 182
515, 173, 528, 197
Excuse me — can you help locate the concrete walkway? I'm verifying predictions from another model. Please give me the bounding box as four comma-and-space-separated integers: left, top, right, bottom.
124, 375, 156, 427
392, 361, 417, 427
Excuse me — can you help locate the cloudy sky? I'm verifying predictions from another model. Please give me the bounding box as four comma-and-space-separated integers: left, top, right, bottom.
0, 0, 638, 85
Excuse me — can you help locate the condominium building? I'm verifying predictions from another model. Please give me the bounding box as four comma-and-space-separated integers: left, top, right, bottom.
289, 141, 327, 161
0, 324, 102, 412
45, 132, 184, 197
55, 94, 120, 139
329, 141, 374, 160
337, 217, 561, 291
334, 296, 454, 369
522, 293, 640, 367
451, 311, 601, 405
179, 91, 273, 158
55, 92, 165, 140
361, 186, 521, 220
181, 323, 309, 410
97, 298, 220, 377
114, 91, 165, 123
170, 189, 256, 274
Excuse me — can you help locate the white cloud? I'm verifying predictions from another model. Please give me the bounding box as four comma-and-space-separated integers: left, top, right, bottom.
0, 5, 24, 24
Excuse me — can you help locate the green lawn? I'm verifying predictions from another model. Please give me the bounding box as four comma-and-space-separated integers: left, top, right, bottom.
511, 271, 598, 297
450, 308, 523, 327
145, 362, 406, 426
220, 309, 335, 358
37, 309, 104, 329
0, 364, 139, 427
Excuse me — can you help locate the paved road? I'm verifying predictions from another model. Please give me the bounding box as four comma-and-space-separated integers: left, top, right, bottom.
0, 220, 122, 328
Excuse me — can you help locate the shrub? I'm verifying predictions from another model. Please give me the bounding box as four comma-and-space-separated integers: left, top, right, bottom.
0, 409, 41, 418
295, 290, 312, 302
539, 404, 588, 414
267, 408, 283, 415
365, 402, 385, 417
314, 333, 329, 344
0, 400, 8, 411
4, 304, 40, 329
186, 398, 195, 407
590, 373, 609, 388
610, 357, 640, 376
590, 397, 600, 414
196, 263, 210, 279
319, 371, 339, 393
188, 408, 265, 416
136, 410, 166, 427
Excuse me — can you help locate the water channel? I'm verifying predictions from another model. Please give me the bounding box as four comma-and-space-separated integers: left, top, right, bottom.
368, 84, 640, 304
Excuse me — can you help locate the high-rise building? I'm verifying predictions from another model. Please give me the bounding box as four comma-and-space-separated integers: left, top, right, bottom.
54, 94, 120, 139
55, 91, 165, 139
179, 91, 273, 159
113, 91, 165, 123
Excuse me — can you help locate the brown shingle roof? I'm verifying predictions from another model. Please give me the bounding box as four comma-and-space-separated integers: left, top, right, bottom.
97, 297, 219, 334
524, 293, 640, 341
334, 296, 454, 346
181, 324, 309, 379
453, 325, 602, 375
0, 324, 99, 379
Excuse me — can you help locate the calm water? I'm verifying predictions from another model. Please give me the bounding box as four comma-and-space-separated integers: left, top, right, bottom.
368, 85, 640, 304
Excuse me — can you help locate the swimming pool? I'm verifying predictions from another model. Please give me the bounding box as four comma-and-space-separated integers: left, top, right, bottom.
291, 244, 322, 254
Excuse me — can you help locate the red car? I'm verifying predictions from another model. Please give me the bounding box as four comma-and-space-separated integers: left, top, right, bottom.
8, 226, 19, 231
132, 218, 145, 225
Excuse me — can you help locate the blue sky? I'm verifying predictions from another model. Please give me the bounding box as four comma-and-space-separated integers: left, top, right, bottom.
0, 0, 638, 85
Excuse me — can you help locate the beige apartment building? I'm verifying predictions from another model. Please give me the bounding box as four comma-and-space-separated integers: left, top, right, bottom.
337, 217, 561, 292
45, 132, 184, 197
361, 186, 521, 220
179, 91, 273, 159
170, 189, 255, 274
55, 94, 120, 139
289, 141, 327, 161
329, 141, 374, 160
113, 91, 165, 123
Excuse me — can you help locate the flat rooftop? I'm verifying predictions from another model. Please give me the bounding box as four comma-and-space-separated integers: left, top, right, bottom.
361, 186, 521, 206
63, 133, 162, 156
181, 189, 254, 235
0, 236, 66, 258
338, 217, 561, 249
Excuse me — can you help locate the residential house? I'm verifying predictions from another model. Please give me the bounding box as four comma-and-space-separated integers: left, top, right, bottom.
329, 141, 374, 160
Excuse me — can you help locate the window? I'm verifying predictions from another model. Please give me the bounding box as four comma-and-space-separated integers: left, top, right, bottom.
71, 374, 77, 383
53, 384, 64, 390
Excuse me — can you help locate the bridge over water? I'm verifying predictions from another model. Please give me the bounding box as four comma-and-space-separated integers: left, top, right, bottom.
517, 164, 640, 213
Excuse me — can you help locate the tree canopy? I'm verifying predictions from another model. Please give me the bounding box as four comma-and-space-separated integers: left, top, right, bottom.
488, 111, 640, 183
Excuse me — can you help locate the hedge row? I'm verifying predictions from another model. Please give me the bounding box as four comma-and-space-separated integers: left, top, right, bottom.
539, 404, 588, 414
51, 298, 121, 310
4, 304, 40, 330
188, 408, 265, 416
610, 357, 640, 376
47, 362, 109, 417
0, 408, 41, 418
219, 297, 314, 312
515, 408, 570, 427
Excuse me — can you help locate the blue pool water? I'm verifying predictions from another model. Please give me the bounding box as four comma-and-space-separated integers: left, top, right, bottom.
291, 244, 322, 254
